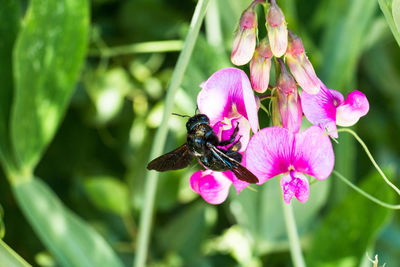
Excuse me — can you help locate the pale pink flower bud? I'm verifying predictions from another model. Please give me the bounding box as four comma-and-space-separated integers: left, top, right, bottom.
231, 8, 257, 66
286, 32, 320, 94
276, 63, 302, 133
266, 2, 287, 57
250, 38, 273, 93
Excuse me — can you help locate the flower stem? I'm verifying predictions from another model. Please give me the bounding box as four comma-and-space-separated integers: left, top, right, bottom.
337, 128, 400, 197
333, 170, 400, 209
88, 40, 184, 57
133, 1, 210, 267
281, 198, 306, 267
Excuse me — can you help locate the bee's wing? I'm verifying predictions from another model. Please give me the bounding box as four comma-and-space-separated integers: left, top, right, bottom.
147, 144, 193, 172
208, 145, 259, 184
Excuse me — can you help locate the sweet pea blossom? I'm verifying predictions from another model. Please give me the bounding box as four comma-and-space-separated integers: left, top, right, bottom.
285, 31, 320, 94
301, 80, 369, 138
231, 7, 258, 66
266, 1, 288, 57
245, 126, 334, 203
250, 38, 273, 93
276, 60, 303, 133
190, 67, 259, 204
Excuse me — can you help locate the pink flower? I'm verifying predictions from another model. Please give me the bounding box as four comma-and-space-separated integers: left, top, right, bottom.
276, 61, 303, 133
301, 81, 370, 138
285, 32, 320, 94
190, 67, 259, 204
245, 126, 334, 203
197, 67, 259, 134
266, 1, 287, 57
190, 170, 249, 205
250, 38, 273, 93
231, 7, 258, 66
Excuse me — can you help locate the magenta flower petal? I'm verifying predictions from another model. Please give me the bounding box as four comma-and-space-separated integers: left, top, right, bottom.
198, 68, 259, 132
213, 117, 251, 152
336, 90, 369, 127
301, 83, 343, 138
245, 127, 292, 184
280, 171, 310, 203
292, 126, 334, 180
190, 170, 232, 205
223, 170, 249, 193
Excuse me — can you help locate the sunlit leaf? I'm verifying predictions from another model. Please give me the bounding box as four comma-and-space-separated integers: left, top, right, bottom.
0, 239, 31, 267
0, 0, 20, 165
11, 0, 89, 170
0, 204, 4, 238
13, 178, 124, 267
393, 0, 400, 35
84, 176, 130, 216
378, 0, 400, 47
305, 169, 395, 266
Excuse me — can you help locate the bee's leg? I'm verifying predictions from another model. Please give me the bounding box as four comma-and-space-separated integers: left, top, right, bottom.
228, 136, 242, 152
218, 121, 239, 146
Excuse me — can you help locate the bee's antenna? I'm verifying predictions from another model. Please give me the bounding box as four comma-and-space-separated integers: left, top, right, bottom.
172, 113, 190, 118
195, 105, 199, 114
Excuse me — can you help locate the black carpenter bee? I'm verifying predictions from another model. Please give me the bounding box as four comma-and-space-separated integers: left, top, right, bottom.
147, 113, 259, 184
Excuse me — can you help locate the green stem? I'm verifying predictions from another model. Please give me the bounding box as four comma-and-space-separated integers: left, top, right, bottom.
133, 1, 210, 266
281, 198, 306, 267
89, 40, 184, 57
333, 170, 400, 209
337, 128, 400, 197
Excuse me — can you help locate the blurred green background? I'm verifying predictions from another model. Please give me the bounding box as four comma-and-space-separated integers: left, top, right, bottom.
0, 0, 399, 266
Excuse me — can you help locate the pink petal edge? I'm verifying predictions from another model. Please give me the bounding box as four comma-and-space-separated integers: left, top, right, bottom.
190, 170, 232, 205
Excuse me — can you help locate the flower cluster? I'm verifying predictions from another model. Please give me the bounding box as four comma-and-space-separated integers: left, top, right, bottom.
189, 0, 369, 204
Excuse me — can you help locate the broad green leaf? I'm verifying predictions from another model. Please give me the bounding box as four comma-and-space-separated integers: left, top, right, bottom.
0, 0, 20, 166
305, 170, 395, 266
11, 0, 89, 171
83, 176, 130, 216
378, 0, 400, 47
0, 239, 31, 267
393, 0, 400, 35
13, 178, 124, 267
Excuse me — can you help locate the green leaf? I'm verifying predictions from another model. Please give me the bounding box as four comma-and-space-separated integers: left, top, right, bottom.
0, 204, 4, 239
0, 0, 20, 166
11, 0, 89, 171
0, 239, 31, 267
320, 0, 377, 89
13, 178, 124, 267
305, 170, 395, 266
83, 176, 130, 216
378, 0, 400, 47
393, 0, 400, 35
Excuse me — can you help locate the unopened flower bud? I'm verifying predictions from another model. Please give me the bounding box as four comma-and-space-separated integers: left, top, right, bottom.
250, 38, 273, 93
276, 62, 302, 133
286, 32, 320, 94
231, 8, 257, 66
266, 2, 287, 57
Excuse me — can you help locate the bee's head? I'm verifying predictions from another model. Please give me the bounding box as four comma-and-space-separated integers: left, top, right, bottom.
186, 114, 210, 131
